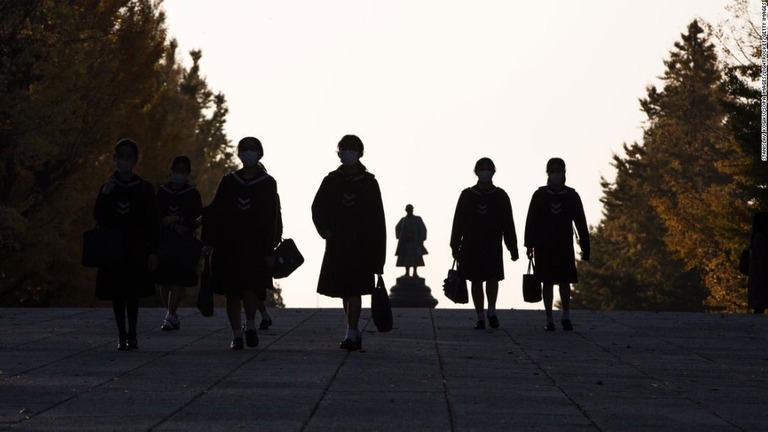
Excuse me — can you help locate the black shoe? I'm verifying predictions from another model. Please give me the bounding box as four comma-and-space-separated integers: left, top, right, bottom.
474, 320, 486, 330
561, 319, 573, 331
127, 339, 139, 350
545, 322, 555, 332
230, 337, 244, 350
488, 315, 499, 329
259, 318, 272, 330
339, 336, 362, 351
117, 339, 130, 351
245, 329, 259, 347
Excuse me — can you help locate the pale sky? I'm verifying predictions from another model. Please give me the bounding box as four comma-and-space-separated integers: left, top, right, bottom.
161, 0, 736, 310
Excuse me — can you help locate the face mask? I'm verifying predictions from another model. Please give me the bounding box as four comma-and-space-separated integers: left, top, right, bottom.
238, 150, 261, 167
171, 172, 188, 185
547, 172, 565, 186
339, 150, 360, 166
116, 157, 135, 173
476, 170, 494, 183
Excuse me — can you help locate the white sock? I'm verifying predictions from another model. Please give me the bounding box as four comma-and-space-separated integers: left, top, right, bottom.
562, 310, 570, 320
232, 328, 243, 338
245, 319, 257, 331
346, 329, 359, 341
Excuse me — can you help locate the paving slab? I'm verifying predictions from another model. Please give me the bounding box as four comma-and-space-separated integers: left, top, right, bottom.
1, 307, 767, 431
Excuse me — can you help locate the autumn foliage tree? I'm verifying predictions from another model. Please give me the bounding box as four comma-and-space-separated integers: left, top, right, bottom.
574, 18, 760, 312
0, 0, 278, 306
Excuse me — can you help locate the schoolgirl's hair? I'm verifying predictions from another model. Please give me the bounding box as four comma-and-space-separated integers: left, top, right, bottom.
337, 135, 364, 157
171, 155, 192, 172
474, 157, 496, 173
114, 138, 139, 158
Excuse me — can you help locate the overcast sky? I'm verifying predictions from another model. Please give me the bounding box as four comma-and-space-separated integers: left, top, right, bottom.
161, 0, 739, 310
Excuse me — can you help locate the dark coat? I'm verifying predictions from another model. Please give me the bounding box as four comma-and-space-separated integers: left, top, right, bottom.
94, 174, 158, 300
312, 168, 386, 298
203, 170, 278, 299
748, 232, 768, 309
450, 185, 517, 282
155, 182, 203, 287
524, 185, 589, 284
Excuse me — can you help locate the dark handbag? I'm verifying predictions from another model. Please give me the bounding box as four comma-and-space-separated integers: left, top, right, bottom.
196, 254, 214, 317
371, 275, 393, 332
82, 226, 123, 268
523, 258, 542, 303
272, 238, 304, 279
443, 260, 468, 304
159, 234, 204, 271
739, 248, 750, 275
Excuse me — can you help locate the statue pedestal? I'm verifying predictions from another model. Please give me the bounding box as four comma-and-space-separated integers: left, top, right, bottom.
388, 276, 438, 308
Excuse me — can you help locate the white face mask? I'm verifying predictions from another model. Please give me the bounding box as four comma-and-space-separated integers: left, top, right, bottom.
547, 172, 565, 186
238, 150, 261, 168
115, 157, 135, 173
171, 172, 188, 185
339, 150, 360, 166
476, 170, 494, 183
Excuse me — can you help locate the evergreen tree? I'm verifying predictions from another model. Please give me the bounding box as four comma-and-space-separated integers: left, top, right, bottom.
573, 143, 706, 311
640, 20, 752, 311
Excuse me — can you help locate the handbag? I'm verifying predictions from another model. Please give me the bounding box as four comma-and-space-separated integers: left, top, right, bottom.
739, 248, 750, 275
371, 275, 393, 332
272, 238, 304, 279
522, 258, 542, 303
196, 254, 214, 317
82, 226, 123, 268
443, 260, 468, 304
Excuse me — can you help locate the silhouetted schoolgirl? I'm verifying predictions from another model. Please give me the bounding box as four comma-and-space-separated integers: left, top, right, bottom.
94, 138, 159, 350
450, 157, 518, 330
155, 155, 203, 331
312, 135, 386, 351
524, 157, 589, 331
203, 137, 279, 350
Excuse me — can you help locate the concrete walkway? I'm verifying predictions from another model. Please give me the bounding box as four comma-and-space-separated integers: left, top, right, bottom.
0, 307, 766, 431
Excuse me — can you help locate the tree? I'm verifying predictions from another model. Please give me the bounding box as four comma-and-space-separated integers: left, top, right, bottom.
573, 143, 706, 311
639, 20, 752, 311
0, 0, 238, 306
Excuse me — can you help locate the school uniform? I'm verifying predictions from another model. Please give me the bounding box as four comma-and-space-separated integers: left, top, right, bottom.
524, 185, 590, 284
450, 185, 517, 282
155, 182, 203, 287
312, 168, 386, 298
94, 174, 158, 300
203, 170, 278, 300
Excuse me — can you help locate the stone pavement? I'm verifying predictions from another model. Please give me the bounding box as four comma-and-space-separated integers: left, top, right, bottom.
0, 307, 766, 431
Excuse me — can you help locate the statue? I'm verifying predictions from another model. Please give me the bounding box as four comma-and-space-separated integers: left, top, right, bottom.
395, 204, 428, 277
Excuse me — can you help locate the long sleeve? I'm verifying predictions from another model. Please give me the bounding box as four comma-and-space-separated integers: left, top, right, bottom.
500, 191, 518, 256
201, 176, 227, 246
259, 179, 279, 256
524, 191, 540, 248
571, 191, 590, 259
450, 192, 466, 255
274, 193, 283, 247
370, 179, 387, 274
311, 176, 331, 239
